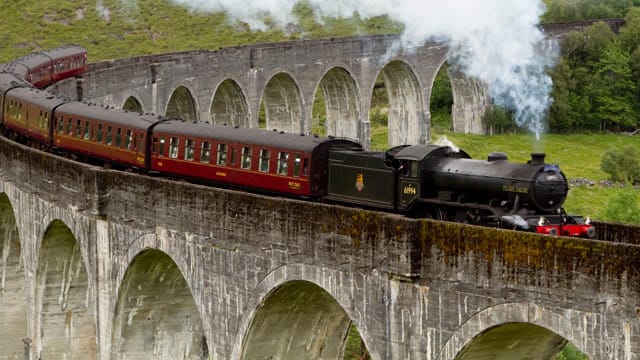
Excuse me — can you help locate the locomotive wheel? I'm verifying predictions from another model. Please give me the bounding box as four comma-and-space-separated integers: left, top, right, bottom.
454, 209, 473, 224
425, 208, 445, 220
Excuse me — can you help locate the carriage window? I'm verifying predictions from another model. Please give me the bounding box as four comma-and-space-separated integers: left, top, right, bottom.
97, 124, 103, 143
200, 141, 211, 163
132, 132, 138, 150
106, 126, 112, 145
138, 134, 144, 151
125, 130, 133, 149
43, 112, 49, 130
75, 119, 82, 137
83, 121, 90, 140
259, 149, 270, 172
185, 139, 195, 161
303, 158, 309, 176
241, 147, 252, 169
217, 143, 227, 166
56, 117, 64, 133
277, 152, 288, 175
115, 128, 122, 147
38, 111, 44, 129
293, 154, 302, 177
67, 118, 73, 134
169, 137, 179, 158
158, 137, 165, 156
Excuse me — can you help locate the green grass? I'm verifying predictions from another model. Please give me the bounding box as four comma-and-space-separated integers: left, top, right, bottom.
0, 0, 401, 63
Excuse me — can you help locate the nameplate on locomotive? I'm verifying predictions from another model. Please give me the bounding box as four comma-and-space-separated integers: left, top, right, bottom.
502, 185, 528, 193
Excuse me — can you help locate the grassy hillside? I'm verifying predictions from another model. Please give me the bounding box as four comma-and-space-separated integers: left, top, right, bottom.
0, 0, 400, 63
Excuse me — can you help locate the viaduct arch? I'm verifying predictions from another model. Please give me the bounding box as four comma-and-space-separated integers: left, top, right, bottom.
53, 35, 481, 148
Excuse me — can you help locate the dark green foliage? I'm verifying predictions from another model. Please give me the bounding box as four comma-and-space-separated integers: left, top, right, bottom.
482, 105, 520, 135
556, 343, 588, 360
542, 0, 640, 23
600, 146, 640, 183
430, 65, 453, 132
549, 19, 640, 133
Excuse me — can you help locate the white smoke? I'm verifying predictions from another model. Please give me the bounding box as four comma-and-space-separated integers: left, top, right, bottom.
433, 136, 460, 153
164, 0, 558, 138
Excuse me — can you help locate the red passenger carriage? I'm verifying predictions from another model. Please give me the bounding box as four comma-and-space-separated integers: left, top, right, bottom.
2, 86, 67, 146
150, 121, 362, 198
53, 102, 159, 169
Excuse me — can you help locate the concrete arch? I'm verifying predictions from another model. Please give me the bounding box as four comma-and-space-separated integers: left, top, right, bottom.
165, 84, 198, 122
0, 192, 27, 358
35, 219, 96, 359
440, 302, 579, 360
210, 78, 250, 127
111, 248, 208, 359
232, 263, 377, 360
312, 66, 361, 141
122, 95, 144, 114
375, 60, 427, 147
260, 72, 304, 134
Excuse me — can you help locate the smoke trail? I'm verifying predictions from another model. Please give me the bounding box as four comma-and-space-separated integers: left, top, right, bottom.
165, 0, 558, 138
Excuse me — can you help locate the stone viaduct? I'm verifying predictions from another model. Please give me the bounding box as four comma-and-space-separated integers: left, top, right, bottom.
1, 122, 639, 360
1, 19, 638, 360
50, 33, 490, 149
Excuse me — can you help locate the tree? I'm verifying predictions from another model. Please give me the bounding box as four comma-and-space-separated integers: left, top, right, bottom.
549, 58, 578, 132
593, 41, 637, 131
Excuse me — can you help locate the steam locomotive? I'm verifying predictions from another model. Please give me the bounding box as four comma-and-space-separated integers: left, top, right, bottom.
0, 46, 595, 238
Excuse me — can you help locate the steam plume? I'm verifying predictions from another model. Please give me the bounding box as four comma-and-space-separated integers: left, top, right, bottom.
166, 0, 558, 138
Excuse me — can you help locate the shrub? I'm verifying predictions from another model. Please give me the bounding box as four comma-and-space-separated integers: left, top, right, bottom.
600, 146, 640, 184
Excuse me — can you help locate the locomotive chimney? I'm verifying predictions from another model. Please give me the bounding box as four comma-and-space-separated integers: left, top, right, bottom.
530, 153, 546, 165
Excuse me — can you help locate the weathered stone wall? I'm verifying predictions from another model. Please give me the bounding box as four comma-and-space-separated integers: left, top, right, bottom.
1, 134, 639, 359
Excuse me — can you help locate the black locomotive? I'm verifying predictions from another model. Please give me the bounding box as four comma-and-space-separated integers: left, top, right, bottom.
327, 145, 594, 237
